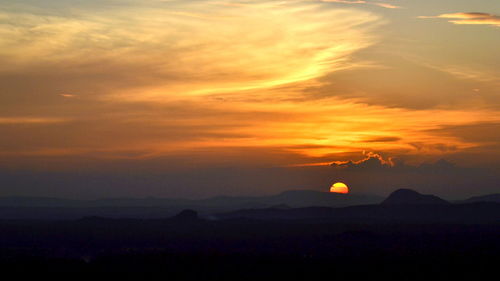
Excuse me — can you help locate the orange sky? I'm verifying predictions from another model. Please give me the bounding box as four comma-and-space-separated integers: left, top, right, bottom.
0, 0, 499, 197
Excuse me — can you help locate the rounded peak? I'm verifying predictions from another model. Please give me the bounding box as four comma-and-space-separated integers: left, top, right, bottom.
382, 189, 449, 205
391, 189, 421, 195
173, 209, 199, 220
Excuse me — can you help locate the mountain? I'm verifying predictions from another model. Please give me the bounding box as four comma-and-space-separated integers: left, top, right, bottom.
0, 190, 499, 222
381, 189, 449, 205
216, 189, 500, 223
172, 209, 199, 222
0, 196, 83, 207
263, 190, 382, 207
216, 203, 500, 223
0, 191, 382, 209
462, 194, 500, 204
0, 190, 382, 219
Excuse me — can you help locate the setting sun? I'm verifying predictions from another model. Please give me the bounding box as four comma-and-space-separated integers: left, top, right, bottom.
330, 182, 349, 194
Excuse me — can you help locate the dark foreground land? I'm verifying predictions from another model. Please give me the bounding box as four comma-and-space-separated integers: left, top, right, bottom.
0, 210, 499, 280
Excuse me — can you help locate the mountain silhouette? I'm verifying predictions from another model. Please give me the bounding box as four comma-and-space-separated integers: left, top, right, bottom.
172, 209, 199, 222
0, 190, 383, 219
215, 189, 500, 223
263, 190, 382, 207
462, 194, 500, 204
5, 189, 500, 221
216, 202, 500, 223
381, 189, 449, 205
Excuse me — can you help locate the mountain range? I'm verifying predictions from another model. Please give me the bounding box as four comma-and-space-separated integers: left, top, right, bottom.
0, 190, 383, 208
0, 189, 498, 221
216, 189, 500, 223
0, 190, 382, 208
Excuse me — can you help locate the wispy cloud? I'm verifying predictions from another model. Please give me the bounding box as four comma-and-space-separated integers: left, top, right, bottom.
362, 136, 401, 143
0, 0, 499, 173
0, 0, 381, 102
322, 0, 402, 9
419, 12, 500, 27
0, 117, 69, 124
322, 0, 367, 3
372, 2, 400, 9
60, 94, 77, 98
416, 60, 500, 83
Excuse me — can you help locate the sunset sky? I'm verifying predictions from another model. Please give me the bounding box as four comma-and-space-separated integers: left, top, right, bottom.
1, 0, 499, 199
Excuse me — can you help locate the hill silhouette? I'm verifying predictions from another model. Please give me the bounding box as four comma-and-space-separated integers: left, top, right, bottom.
0, 190, 498, 279
2, 189, 500, 221
216, 189, 499, 223
171, 209, 199, 222
381, 189, 449, 205
462, 193, 500, 204
0, 190, 382, 219
0, 203, 498, 280
0, 190, 381, 208
215, 203, 500, 223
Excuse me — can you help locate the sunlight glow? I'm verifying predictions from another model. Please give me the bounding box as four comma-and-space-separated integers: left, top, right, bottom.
330, 182, 349, 194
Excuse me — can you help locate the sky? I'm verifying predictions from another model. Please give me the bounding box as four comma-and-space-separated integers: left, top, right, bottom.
0, 0, 499, 199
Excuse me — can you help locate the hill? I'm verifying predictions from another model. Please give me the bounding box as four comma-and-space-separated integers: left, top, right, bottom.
462, 194, 500, 204
0, 190, 383, 219
381, 189, 449, 205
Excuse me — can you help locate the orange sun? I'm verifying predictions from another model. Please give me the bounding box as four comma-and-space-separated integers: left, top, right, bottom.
330, 182, 349, 194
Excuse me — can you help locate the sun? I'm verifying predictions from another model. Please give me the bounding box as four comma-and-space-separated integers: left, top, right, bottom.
330, 182, 349, 194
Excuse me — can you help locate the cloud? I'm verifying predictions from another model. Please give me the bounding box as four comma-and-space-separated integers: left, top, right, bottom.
317, 51, 500, 109
371, 3, 400, 9
60, 94, 77, 98
428, 122, 500, 143
0, 147, 496, 199
0, 0, 499, 189
331, 152, 411, 171
329, 150, 493, 177
361, 136, 401, 143
331, 152, 394, 169
322, 0, 367, 3
323, 152, 499, 198
419, 12, 500, 27
0, 117, 68, 124
0, 0, 380, 102
423, 122, 500, 166
1, 92, 499, 171
421, 63, 500, 83
2, 152, 496, 199
321, 0, 401, 9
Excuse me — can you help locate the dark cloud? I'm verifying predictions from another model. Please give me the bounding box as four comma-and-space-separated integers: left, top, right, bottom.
331, 152, 394, 170
422, 122, 500, 167
408, 142, 458, 153
427, 122, 500, 143
327, 153, 498, 198
362, 136, 401, 143
332, 152, 467, 173
0, 153, 497, 200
